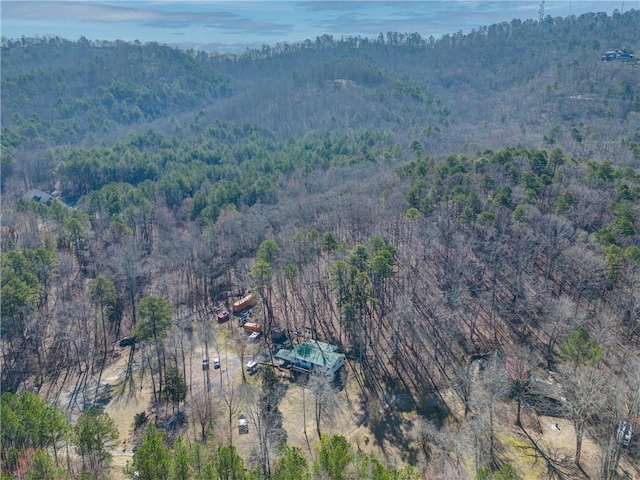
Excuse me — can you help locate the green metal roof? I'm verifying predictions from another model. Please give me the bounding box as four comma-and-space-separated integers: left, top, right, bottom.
275, 340, 343, 369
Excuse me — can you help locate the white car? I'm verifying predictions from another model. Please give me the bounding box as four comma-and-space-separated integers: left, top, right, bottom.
248, 331, 261, 341
213, 357, 220, 369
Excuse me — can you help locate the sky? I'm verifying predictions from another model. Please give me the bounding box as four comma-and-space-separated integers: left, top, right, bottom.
1, 1, 636, 53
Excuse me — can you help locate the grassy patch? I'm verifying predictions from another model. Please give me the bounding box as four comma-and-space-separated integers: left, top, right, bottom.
498, 433, 547, 480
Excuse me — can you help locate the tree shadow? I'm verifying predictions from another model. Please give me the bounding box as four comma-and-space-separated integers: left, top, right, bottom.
519, 424, 573, 479
93, 382, 114, 409
355, 381, 450, 464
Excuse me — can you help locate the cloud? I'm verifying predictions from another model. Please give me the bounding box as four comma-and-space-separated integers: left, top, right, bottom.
3, 1, 239, 27
204, 19, 293, 36
300, 1, 548, 38
2, 1, 160, 23
144, 19, 192, 29
2, 1, 293, 36
295, 1, 372, 12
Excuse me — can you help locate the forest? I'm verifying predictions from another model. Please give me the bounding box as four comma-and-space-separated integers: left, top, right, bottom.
1, 8, 640, 480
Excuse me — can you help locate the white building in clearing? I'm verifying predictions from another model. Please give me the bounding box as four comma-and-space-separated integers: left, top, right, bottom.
275, 340, 345, 374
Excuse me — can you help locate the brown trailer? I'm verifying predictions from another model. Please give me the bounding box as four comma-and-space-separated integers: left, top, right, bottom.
232, 294, 258, 313
242, 322, 262, 333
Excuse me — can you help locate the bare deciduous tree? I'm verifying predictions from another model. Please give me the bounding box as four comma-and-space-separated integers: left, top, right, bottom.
245, 369, 287, 478
560, 365, 606, 466
191, 392, 217, 443
450, 361, 473, 419
505, 345, 537, 427
474, 353, 509, 466
308, 368, 339, 439
411, 417, 438, 467
542, 297, 580, 369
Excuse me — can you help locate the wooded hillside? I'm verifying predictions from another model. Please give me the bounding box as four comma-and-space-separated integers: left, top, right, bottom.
1, 9, 639, 480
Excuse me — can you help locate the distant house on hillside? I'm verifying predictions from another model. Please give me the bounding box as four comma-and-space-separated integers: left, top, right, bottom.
275, 339, 345, 374
601, 48, 634, 61
23, 189, 54, 205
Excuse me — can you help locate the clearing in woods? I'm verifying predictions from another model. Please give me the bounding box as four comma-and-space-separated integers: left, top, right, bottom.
39, 317, 639, 479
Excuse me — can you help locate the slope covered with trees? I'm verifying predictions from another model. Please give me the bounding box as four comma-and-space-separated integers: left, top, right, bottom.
1, 8, 639, 480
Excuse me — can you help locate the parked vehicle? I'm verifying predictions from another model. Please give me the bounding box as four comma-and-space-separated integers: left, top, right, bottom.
202, 355, 209, 371
216, 310, 230, 322
238, 413, 248, 434
213, 357, 220, 369
249, 331, 261, 341
232, 293, 258, 313
246, 360, 258, 373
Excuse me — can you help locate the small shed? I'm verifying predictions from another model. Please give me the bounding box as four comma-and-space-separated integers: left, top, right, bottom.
275, 339, 345, 374
618, 421, 632, 446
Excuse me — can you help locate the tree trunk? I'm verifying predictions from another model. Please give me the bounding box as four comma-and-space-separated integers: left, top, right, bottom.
489, 402, 495, 464
94, 307, 108, 405
302, 385, 310, 451
316, 397, 322, 439
575, 425, 583, 466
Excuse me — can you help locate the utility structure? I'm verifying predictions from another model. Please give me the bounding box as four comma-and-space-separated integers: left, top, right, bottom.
539, 1, 545, 21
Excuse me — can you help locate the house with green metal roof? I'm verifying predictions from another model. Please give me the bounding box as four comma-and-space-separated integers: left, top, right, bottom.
275, 339, 345, 374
